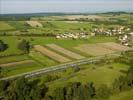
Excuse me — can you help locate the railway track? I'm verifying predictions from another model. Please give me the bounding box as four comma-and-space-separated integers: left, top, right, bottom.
0, 54, 120, 81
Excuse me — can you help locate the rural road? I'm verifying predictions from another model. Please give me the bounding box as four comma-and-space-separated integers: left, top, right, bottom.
0, 54, 120, 81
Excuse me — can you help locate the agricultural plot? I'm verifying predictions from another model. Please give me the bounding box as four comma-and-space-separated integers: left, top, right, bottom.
74, 42, 132, 56
29, 50, 58, 66
74, 44, 115, 56
46, 44, 85, 60
0, 60, 34, 67
0, 55, 30, 64
26, 21, 43, 27
1, 61, 43, 77
0, 21, 14, 31
48, 63, 129, 90
100, 42, 132, 51
34, 45, 71, 63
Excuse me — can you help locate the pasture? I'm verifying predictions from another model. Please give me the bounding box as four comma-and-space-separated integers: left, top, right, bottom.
48, 63, 129, 90
0, 21, 14, 31
109, 89, 133, 100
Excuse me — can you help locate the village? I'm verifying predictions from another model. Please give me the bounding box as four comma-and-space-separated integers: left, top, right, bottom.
55, 26, 133, 47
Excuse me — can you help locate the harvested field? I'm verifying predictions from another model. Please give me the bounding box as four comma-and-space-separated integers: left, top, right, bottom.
46, 44, 85, 60
75, 44, 115, 56
99, 42, 132, 51
0, 60, 34, 67
34, 45, 71, 63
74, 42, 132, 56
26, 21, 43, 27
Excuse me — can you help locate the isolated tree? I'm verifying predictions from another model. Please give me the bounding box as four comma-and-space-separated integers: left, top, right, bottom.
0, 40, 8, 52
18, 39, 30, 53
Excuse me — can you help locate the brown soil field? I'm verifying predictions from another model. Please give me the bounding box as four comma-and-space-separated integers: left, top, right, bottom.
46, 44, 85, 60
74, 44, 114, 56
34, 45, 71, 63
74, 42, 132, 56
0, 60, 34, 67
26, 21, 43, 27
99, 42, 132, 51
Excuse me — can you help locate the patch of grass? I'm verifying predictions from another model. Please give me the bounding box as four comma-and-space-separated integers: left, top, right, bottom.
29, 50, 58, 66
48, 63, 129, 90
0, 36, 23, 55
1, 61, 43, 77
7, 21, 30, 30
0, 55, 30, 64
0, 21, 15, 31
109, 89, 133, 100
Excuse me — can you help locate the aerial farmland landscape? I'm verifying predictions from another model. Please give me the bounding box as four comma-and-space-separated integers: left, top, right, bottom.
0, 0, 133, 100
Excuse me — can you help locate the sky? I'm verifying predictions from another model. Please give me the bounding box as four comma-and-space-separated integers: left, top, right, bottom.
0, 0, 133, 14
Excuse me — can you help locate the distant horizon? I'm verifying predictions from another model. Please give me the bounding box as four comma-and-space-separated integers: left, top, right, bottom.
1, 11, 133, 15
1, 0, 133, 14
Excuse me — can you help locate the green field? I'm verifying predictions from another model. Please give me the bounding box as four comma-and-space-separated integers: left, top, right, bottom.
29, 50, 58, 66
0, 21, 15, 31
47, 63, 129, 90
0, 36, 23, 55
109, 89, 133, 100
1, 61, 43, 77
0, 36, 117, 56
0, 55, 30, 64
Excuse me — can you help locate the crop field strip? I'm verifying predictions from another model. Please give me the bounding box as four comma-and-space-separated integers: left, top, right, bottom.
74, 42, 133, 56
99, 42, 133, 51
34, 45, 71, 63
0, 60, 34, 67
74, 44, 115, 56
0, 21, 15, 31
46, 44, 85, 60
29, 50, 58, 66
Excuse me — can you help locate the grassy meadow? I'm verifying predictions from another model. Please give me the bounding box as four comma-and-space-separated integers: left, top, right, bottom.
47, 63, 129, 90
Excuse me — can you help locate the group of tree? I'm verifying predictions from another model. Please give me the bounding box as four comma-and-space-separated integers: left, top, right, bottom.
0, 39, 30, 53
18, 39, 30, 53
0, 77, 48, 100
0, 78, 112, 100
0, 40, 8, 52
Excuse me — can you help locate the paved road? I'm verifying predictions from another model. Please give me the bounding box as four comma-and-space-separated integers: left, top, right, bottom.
0, 54, 120, 81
